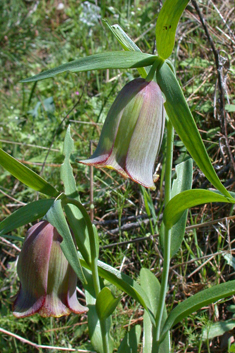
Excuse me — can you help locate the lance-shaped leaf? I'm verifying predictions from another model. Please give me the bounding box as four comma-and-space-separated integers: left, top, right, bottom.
140, 269, 170, 353
0, 199, 54, 237
156, 0, 189, 59
160, 159, 193, 257
61, 126, 91, 265
163, 189, 235, 229
103, 21, 148, 78
21, 51, 160, 83
45, 199, 86, 285
96, 287, 121, 320
156, 63, 231, 198
78, 255, 153, 322
84, 269, 113, 353
117, 325, 141, 353
0, 148, 58, 197
160, 280, 235, 342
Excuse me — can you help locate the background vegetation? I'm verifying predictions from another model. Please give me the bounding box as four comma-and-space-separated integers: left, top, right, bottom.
0, 0, 234, 352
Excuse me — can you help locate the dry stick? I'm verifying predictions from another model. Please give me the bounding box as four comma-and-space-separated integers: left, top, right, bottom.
209, 0, 235, 44
101, 213, 235, 236
100, 215, 235, 249
0, 327, 95, 352
0, 139, 60, 152
191, 0, 235, 175
0, 189, 26, 206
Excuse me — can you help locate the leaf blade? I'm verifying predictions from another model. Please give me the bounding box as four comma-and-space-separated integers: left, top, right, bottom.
0, 148, 58, 197
45, 199, 86, 284
96, 287, 120, 320
156, 0, 189, 59
156, 63, 231, 198
164, 189, 235, 229
21, 51, 158, 83
161, 280, 235, 341
0, 199, 54, 236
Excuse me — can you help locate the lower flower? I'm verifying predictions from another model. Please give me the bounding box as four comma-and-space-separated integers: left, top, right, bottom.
13, 221, 88, 318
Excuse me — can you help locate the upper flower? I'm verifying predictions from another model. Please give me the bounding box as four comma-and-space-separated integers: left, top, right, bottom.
79, 78, 165, 189
13, 221, 88, 318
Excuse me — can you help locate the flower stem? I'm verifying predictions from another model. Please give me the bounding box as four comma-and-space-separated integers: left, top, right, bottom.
65, 198, 109, 353
153, 119, 174, 350
145, 58, 163, 82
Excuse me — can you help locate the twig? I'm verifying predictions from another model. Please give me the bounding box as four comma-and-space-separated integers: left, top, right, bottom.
0, 139, 60, 152
191, 0, 235, 175
100, 215, 235, 248
208, 0, 235, 44
0, 327, 95, 352
101, 233, 159, 249
0, 189, 26, 206
0, 237, 21, 252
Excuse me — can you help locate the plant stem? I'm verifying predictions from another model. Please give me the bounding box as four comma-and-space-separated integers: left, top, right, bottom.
153, 119, 174, 350
65, 198, 109, 353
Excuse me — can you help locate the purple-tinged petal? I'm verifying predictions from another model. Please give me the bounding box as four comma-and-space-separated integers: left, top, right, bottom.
126, 81, 165, 189
13, 222, 52, 318
79, 78, 165, 188
13, 221, 88, 318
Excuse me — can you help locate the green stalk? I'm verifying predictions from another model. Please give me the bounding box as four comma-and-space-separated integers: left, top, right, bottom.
65, 198, 109, 353
153, 119, 174, 350
145, 59, 163, 82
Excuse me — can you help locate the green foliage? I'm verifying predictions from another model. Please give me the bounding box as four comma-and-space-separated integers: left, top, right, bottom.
1, 0, 235, 352
164, 189, 235, 229
155, 0, 189, 59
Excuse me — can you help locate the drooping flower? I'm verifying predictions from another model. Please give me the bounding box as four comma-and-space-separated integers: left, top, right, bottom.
79, 78, 165, 189
13, 221, 88, 318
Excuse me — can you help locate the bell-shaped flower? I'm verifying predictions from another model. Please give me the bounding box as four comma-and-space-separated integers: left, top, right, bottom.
13, 221, 88, 318
79, 78, 165, 189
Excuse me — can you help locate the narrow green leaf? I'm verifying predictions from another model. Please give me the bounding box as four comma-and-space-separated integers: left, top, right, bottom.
143, 311, 153, 353
21, 51, 158, 83
0, 148, 58, 197
156, 0, 189, 59
61, 126, 91, 264
103, 20, 141, 52
45, 199, 86, 284
96, 287, 120, 320
163, 189, 235, 229
78, 255, 153, 322
117, 325, 141, 353
103, 21, 148, 78
61, 125, 78, 197
156, 63, 231, 198
0, 199, 54, 236
84, 270, 113, 353
140, 269, 170, 353
160, 280, 235, 341
161, 159, 193, 257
